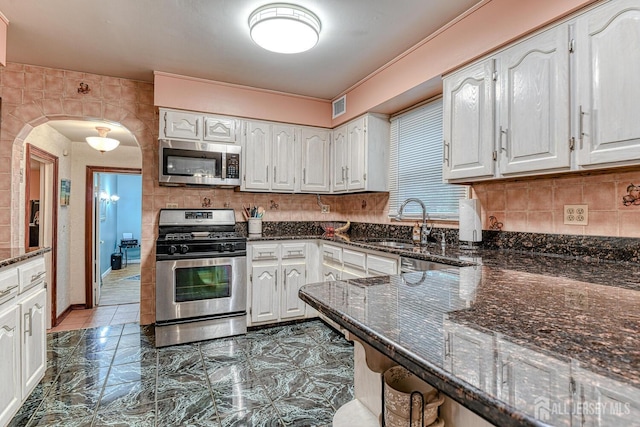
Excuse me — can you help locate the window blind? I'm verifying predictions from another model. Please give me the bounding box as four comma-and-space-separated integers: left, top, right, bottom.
388, 99, 467, 219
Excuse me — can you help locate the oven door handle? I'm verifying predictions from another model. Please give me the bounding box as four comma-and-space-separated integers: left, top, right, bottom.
275, 269, 278, 291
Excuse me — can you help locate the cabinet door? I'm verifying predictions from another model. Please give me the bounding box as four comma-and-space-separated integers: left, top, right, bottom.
323, 264, 341, 282
443, 59, 496, 181
576, 0, 640, 166
280, 261, 307, 319
332, 125, 348, 192
347, 118, 367, 191
271, 125, 297, 192
21, 288, 46, 399
443, 321, 494, 392
0, 305, 20, 427
301, 127, 330, 192
204, 116, 239, 143
367, 254, 398, 277
250, 265, 278, 323
243, 121, 272, 191
498, 24, 571, 174
162, 110, 201, 140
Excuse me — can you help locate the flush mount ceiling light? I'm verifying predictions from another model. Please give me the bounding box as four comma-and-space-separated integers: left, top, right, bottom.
249, 3, 321, 54
86, 126, 120, 153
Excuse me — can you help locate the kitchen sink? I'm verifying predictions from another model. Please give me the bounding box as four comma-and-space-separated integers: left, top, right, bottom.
358, 239, 417, 250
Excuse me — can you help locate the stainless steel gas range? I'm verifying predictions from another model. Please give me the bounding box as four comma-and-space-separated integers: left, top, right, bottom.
155, 208, 247, 347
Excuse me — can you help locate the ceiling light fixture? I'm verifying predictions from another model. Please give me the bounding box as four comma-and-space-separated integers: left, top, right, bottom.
249, 3, 321, 54
86, 126, 120, 153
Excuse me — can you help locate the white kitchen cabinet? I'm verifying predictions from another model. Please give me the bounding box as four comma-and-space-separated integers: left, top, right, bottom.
366, 254, 398, 277
161, 109, 201, 141
250, 264, 279, 324
323, 265, 341, 282
301, 127, 331, 192
243, 121, 271, 191
271, 125, 298, 192
0, 304, 20, 427
203, 115, 240, 143
20, 287, 46, 399
0, 255, 47, 427
576, 0, 640, 167
321, 243, 398, 281
497, 24, 571, 175
242, 121, 298, 192
443, 59, 496, 181
331, 114, 390, 193
248, 242, 311, 325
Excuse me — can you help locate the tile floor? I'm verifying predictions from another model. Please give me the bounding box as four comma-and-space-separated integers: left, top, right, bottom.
49, 303, 140, 332
10, 320, 354, 427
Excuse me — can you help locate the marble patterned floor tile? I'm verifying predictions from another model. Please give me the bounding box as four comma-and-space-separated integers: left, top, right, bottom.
7, 395, 41, 427
26, 414, 95, 427
278, 341, 337, 369
303, 325, 343, 344
220, 405, 285, 427
156, 371, 211, 401
212, 380, 272, 416
116, 332, 155, 350
156, 390, 218, 426
206, 360, 256, 387
200, 340, 249, 361
81, 324, 124, 339
49, 367, 110, 394
66, 348, 115, 366
157, 351, 204, 376
31, 390, 97, 425
93, 401, 155, 426
98, 379, 156, 412
72, 336, 120, 354
105, 361, 156, 386
111, 345, 157, 366
272, 396, 335, 427
260, 369, 323, 401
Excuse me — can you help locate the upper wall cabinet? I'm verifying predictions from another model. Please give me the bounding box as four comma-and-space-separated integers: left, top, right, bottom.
301, 127, 331, 193
332, 114, 390, 193
575, 0, 640, 167
443, 59, 496, 181
498, 24, 571, 175
242, 121, 298, 192
160, 108, 241, 143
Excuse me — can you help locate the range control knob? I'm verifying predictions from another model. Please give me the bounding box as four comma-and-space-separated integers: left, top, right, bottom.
225, 243, 235, 252
179, 244, 189, 254
168, 245, 178, 255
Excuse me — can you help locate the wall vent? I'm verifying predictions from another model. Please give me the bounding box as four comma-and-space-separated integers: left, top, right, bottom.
332, 95, 346, 119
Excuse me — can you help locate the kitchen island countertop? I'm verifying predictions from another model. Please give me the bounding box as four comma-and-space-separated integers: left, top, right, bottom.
299, 251, 640, 427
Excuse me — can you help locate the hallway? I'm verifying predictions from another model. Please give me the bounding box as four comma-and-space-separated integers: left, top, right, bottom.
49, 264, 140, 332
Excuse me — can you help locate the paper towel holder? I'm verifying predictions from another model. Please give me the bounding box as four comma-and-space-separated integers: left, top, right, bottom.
459, 199, 482, 250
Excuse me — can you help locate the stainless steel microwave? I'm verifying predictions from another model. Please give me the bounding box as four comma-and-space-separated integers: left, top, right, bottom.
159, 139, 241, 187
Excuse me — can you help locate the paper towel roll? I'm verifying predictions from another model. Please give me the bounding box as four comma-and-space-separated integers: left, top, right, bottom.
459, 199, 482, 242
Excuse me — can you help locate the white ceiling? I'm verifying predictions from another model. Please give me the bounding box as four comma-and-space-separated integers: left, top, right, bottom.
1, 0, 481, 141
46, 120, 139, 147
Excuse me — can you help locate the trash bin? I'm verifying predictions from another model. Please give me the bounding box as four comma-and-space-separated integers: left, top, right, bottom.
111, 253, 122, 270
383, 365, 445, 427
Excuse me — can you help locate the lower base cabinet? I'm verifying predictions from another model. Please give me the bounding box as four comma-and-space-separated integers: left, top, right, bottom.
0, 256, 47, 427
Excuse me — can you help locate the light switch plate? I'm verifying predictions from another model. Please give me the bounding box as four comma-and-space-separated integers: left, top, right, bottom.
321, 205, 330, 214
563, 204, 588, 225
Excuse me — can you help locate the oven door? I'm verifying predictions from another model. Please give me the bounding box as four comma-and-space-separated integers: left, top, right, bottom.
156, 256, 246, 323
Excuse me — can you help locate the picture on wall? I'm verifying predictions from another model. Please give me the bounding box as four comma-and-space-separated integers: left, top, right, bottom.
60, 179, 70, 206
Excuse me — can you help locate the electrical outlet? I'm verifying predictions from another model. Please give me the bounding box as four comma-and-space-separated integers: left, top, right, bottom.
166, 203, 179, 208
321, 204, 330, 214
565, 288, 588, 310
563, 204, 588, 225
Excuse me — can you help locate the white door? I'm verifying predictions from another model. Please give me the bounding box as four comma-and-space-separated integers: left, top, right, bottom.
243, 121, 272, 191
347, 118, 366, 191
576, 0, 640, 166
443, 59, 496, 181
280, 261, 306, 319
301, 128, 330, 192
21, 288, 46, 399
271, 125, 297, 192
332, 125, 348, 192
0, 305, 20, 427
250, 265, 279, 323
498, 24, 571, 174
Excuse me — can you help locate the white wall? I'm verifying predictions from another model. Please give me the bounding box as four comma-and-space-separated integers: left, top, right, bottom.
69, 142, 142, 306
22, 124, 72, 319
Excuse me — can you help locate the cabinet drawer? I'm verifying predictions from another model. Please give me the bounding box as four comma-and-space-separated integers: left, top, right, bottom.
322, 244, 342, 263
0, 268, 19, 305
18, 259, 46, 293
367, 254, 398, 276
251, 244, 279, 261
281, 243, 306, 259
342, 249, 366, 270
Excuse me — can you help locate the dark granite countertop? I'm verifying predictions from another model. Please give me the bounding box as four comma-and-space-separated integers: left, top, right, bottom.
0, 247, 51, 268
299, 257, 640, 427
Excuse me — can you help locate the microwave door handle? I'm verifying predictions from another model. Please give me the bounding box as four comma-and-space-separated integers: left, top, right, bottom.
221, 153, 227, 179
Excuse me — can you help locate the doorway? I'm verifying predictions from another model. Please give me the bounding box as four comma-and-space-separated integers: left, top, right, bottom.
24, 144, 58, 329
84, 167, 142, 310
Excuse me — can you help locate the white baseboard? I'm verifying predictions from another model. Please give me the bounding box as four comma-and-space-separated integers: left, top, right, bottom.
101, 267, 112, 279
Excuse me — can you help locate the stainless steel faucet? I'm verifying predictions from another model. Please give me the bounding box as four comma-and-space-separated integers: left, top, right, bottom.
394, 198, 432, 245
